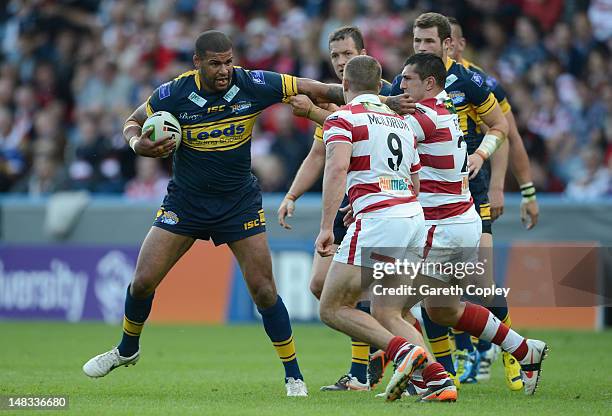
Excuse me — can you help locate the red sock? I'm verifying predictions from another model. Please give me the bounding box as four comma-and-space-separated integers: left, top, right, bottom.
455, 302, 528, 361
422, 362, 448, 387
385, 336, 408, 362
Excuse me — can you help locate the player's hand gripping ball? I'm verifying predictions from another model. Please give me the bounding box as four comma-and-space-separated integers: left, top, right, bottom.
142, 111, 181, 157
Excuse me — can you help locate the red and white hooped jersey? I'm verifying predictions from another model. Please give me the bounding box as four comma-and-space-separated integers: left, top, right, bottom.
322, 94, 422, 218
403, 91, 478, 224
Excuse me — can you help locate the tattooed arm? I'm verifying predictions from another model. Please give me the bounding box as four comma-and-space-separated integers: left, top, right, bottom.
296, 78, 345, 106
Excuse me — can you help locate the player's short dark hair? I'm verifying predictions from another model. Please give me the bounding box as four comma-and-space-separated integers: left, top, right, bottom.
344, 55, 381, 92
195, 30, 233, 56
446, 16, 463, 37
403, 53, 447, 88
328, 26, 365, 51
446, 16, 460, 27
414, 12, 452, 42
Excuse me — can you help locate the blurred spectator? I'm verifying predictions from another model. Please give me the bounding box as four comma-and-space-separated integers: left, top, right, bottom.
500, 16, 548, 80
124, 156, 169, 200
565, 147, 611, 200
0, 0, 609, 196
11, 140, 68, 196
0, 107, 27, 179
242, 18, 278, 70
588, 0, 612, 43
252, 153, 287, 192
319, 0, 358, 54
274, 0, 309, 40
68, 114, 111, 191
73, 58, 134, 114
267, 105, 311, 187
521, 0, 563, 32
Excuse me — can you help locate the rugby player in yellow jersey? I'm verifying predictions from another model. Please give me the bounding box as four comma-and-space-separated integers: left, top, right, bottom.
81, 30, 369, 397
446, 16, 539, 390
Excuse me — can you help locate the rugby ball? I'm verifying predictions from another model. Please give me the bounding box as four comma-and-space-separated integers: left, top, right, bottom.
142, 111, 182, 151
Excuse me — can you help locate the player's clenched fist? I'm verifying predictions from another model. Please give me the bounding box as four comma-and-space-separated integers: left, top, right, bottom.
131, 128, 176, 158
315, 229, 335, 257
288, 95, 314, 118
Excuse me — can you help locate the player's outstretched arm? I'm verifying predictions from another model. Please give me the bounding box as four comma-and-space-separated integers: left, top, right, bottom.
316, 142, 350, 257
278, 139, 326, 230
288, 95, 334, 125
295, 78, 345, 106
123, 102, 176, 158
505, 111, 539, 229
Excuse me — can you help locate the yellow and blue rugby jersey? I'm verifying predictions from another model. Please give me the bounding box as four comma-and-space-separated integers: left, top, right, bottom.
146, 67, 298, 194
461, 58, 511, 115
391, 57, 497, 155
312, 78, 393, 142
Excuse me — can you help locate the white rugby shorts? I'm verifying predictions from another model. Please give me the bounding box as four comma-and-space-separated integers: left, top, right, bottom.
334, 212, 426, 268
420, 217, 482, 282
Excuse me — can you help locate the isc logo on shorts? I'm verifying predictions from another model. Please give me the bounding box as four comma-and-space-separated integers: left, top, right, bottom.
243, 209, 266, 230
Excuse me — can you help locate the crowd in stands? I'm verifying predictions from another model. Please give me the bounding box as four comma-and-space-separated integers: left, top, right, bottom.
0, 0, 610, 199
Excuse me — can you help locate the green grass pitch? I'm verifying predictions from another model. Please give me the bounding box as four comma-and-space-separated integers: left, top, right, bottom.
1, 322, 611, 415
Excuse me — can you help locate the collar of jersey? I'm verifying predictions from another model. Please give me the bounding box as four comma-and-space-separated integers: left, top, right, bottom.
460, 58, 473, 68
445, 56, 454, 70
435, 90, 448, 102
350, 93, 381, 105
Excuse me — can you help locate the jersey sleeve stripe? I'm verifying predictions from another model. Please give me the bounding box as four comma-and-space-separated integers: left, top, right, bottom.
325, 134, 352, 144
313, 124, 323, 142
349, 155, 370, 172
420, 179, 463, 195
323, 117, 353, 132
410, 162, 422, 173
476, 93, 497, 116
281, 74, 298, 99
498, 98, 512, 114
419, 154, 455, 169
281, 74, 286, 98
146, 99, 154, 116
